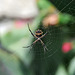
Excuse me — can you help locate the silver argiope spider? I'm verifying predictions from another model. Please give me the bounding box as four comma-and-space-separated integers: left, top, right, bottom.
23, 24, 48, 52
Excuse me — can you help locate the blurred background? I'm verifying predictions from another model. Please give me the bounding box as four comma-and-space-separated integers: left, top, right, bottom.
0, 0, 75, 75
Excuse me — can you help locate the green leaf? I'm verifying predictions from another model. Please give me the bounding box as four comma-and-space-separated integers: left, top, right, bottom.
68, 57, 75, 75
55, 65, 68, 75
0, 49, 29, 75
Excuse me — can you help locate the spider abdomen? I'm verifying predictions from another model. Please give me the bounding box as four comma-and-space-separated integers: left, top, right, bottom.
36, 34, 42, 37
35, 29, 43, 38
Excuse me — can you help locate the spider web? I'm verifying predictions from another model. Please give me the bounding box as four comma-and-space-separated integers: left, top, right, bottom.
32, 0, 75, 59
0, 0, 75, 75
31, 0, 75, 75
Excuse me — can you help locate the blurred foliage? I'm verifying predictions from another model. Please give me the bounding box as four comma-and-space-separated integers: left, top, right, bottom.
0, 49, 30, 75
0, 0, 75, 75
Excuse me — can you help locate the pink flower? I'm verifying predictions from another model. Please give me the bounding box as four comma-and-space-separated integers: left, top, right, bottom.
43, 14, 59, 28
15, 20, 25, 28
62, 42, 72, 53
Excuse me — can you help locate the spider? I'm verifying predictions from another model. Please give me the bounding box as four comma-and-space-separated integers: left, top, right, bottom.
23, 24, 48, 52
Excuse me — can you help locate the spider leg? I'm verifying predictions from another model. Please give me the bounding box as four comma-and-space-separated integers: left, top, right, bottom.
27, 23, 36, 37
40, 32, 47, 39
23, 38, 39, 48
39, 39, 48, 52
